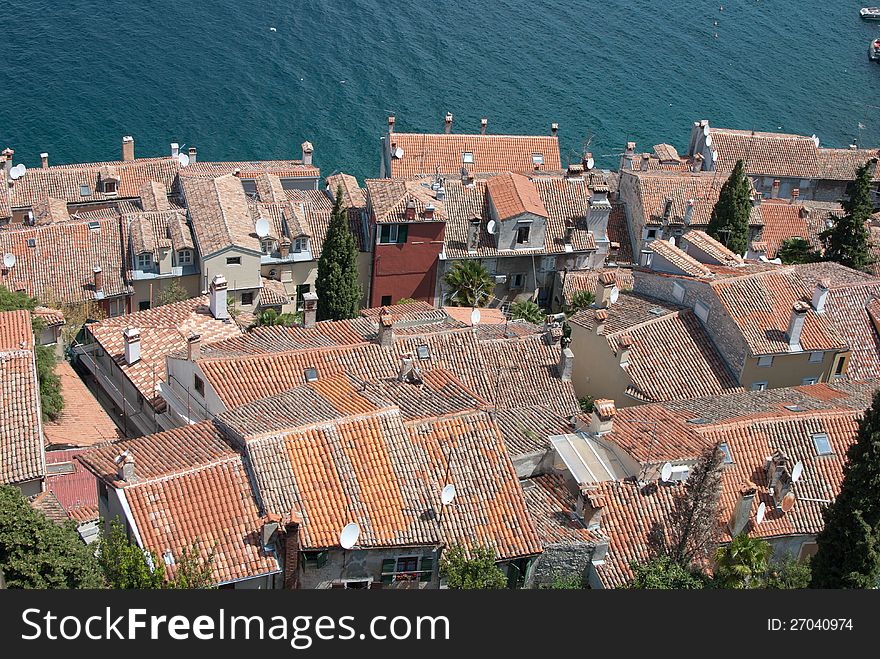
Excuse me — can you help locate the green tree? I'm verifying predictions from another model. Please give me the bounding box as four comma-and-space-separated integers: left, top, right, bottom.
713, 533, 772, 589
0, 485, 104, 588
510, 299, 544, 324
158, 280, 190, 306
578, 396, 595, 413
251, 308, 301, 329
567, 290, 595, 313
820, 163, 875, 272
754, 555, 812, 589
165, 540, 217, 589
440, 544, 506, 589
541, 572, 585, 589
777, 237, 822, 265
626, 555, 707, 589
316, 186, 360, 321
395, 297, 418, 305
707, 159, 752, 255
811, 389, 880, 588
443, 261, 494, 307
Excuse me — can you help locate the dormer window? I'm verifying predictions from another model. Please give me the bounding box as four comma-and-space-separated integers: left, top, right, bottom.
516, 225, 530, 244
293, 237, 309, 253
178, 249, 193, 265
103, 180, 118, 195
137, 252, 153, 271
261, 238, 275, 255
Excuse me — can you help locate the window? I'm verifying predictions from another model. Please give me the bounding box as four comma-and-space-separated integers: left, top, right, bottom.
801, 377, 818, 385
757, 355, 774, 367
516, 225, 530, 244
296, 283, 311, 310
644, 228, 658, 240
718, 442, 733, 464
672, 281, 685, 303
750, 381, 768, 391
381, 556, 434, 584
416, 345, 430, 360
343, 580, 371, 589
261, 239, 274, 255
226, 256, 241, 266
27, 238, 36, 248
103, 180, 117, 194
241, 179, 257, 197
304, 367, 318, 383
178, 249, 193, 265
532, 153, 544, 166
808, 351, 823, 363
138, 301, 150, 311
194, 375, 205, 396
510, 273, 525, 289
302, 551, 328, 569
79, 184, 92, 197
694, 300, 710, 323
396, 556, 419, 574
240, 292, 254, 306
833, 355, 846, 376
379, 224, 408, 244
293, 237, 309, 252
136, 252, 152, 270
812, 432, 832, 455
462, 152, 474, 164
381, 295, 392, 306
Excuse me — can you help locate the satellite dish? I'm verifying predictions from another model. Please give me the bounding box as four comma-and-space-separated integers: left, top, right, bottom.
486, 220, 497, 235
811, 134, 820, 148
3, 253, 15, 269
394, 146, 405, 159
177, 152, 190, 167
609, 286, 620, 304
339, 522, 360, 549
255, 217, 271, 238
586, 157, 595, 170
660, 462, 673, 482
780, 491, 797, 513
9, 163, 26, 180
705, 134, 713, 147
711, 150, 719, 162
756, 501, 767, 525
791, 461, 804, 483
470, 308, 481, 325
441, 484, 456, 506
703, 124, 711, 137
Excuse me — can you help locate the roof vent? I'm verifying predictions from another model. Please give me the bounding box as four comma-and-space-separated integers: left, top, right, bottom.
648, 307, 665, 315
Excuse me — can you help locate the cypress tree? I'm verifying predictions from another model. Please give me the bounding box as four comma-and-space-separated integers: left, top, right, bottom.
706, 159, 752, 255
811, 389, 880, 588
315, 186, 360, 321
820, 163, 875, 272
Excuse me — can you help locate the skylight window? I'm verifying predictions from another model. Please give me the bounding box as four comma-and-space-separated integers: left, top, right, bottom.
26, 238, 36, 248
304, 367, 319, 383
532, 153, 544, 166
79, 184, 92, 197
812, 432, 832, 456
416, 345, 431, 360
88, 221, 101, 231
462, 152, 474, 164
718, 442, 733, 464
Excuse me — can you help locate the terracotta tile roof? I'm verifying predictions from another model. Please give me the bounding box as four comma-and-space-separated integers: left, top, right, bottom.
138, 180, 172, 212
816, 148, 880, 181
43, 361, 121, 447
0, 308, 34, 350
755, 199, 837, 258
45, 448, 99, 522
821, 283, 880, 381
708, 127, 820, 178
648, 239, 713, 277
30, 490, 70, 524
285, 189, 368, 254
443, 305, 507, 325
366, 178, 450, 224
33, 306, 65, 327
680, 230, 742, 265
607, 202, 633, 264
325, 173, 366, 209
388, 132, 561, 178
86, 296, 243, 409
258, 277, 291, 307
522, 475, 604, 549
180, 160, 319, 180
486, 172, 548, 220
562, 268, 634, 306
493, 405, 572, 456
125, 209, 194, 257
0, 216, 128, 304
180, 174, 260, 257
31, 197, 70, 225
653, 144, 682, 164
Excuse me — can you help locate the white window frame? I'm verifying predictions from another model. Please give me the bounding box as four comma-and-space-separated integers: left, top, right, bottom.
532, 153, 544, 166
462, 152, 474, 164
379, 224, 401, 244
79, 184, 92, 197
812, 432, 832, 455
808, 351, 823, 363
757, 355, 774, 367
294, 237, 309, 252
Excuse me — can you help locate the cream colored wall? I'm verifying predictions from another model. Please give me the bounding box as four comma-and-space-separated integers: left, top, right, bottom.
568, 321, 638, 407
740, 350, 850, 390
131, 274, 201, 309
203, 249, 262, 312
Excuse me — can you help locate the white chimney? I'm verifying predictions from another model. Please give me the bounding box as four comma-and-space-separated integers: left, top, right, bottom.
40, 153, 49, 170
559, 347, 574, 381
118, 454, 136, 482
480, 118, 488, 135
302, 291, 318, 328
209, 274, 229, 320
617, 335, 633, 365
551, 122, 559, 136
728, 484, 757, 536
301, 141, 314, 166
171, 143, 179, 158
594, 271, 616, 308
444, 112, 453, 134
786, 301, 810, 350
811, 279, 830, 313
589, 399, 616, 435
123, 327, 141, 365
684, 199, 695, 225
594, 309, 608, 335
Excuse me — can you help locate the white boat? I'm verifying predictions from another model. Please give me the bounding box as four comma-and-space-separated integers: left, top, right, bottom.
860, 7, 880, 20
871, 38, 880, 60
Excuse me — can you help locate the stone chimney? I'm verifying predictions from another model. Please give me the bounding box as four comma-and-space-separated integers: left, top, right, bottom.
123, 327, 141, 365
444, 112, 453, 134
589, 399, 616, 435
261, 512, 282, 549
480, 118, 488, 135
771, 179, 780, 199
209, 274, 229, 320
187, 333, 201, 361
188, 146, 197, 164
575, 486, 605, 530
790, 188, 800, 204
423, 202, 435, 220
567, 163, 584, 179
40, 153, 49, 170
282, 511, 303, 590
690, 153, 703, 173
378, 308, 394, 347
640, 153, 651, 171
617, 335, 633, 365
301, 141, 314, 166
2, 148, 13, 180
302, 292, 318, 328
728, 484, 757, 536
93, 266, 104, 294
388, 115, 396, 134
621, 142, 636, 171
461, 167, 474, 187
404, 200, 416, 221
594, 309, 608, 335
684, 199, 695, 225
559, 346, 574, 381
551, 122, 559, 136
811, 279, 830, 313
786, 301, 810, 349
118, 454, 136, 483
122, 136, 134, 162
279, 237, 291, 258
594, 271, 616, 308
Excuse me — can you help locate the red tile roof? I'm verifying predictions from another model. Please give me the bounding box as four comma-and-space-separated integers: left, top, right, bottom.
756, 199, 837, 258
43, 361, 121, 447
680, 230, 742, 265
45, 448, 100, 522
486, 172, 548, 220
562, 268, 634, 306
180, 174, 259, 257
816, 148, 880, 182
648, 239, 713, 277
522, 474, 602, 546
708, 127, 821, 178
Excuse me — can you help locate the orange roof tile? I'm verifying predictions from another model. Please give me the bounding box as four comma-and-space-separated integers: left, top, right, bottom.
486, 173, 548, 220
43, 361, 121, 447
708, 127, 821, 178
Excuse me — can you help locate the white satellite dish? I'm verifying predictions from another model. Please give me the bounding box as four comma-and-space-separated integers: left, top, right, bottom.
3, 253, 15, 269
9, 163, 26, 180
756, 501, 767, 525
703, 124, 711, 137
585, 157, 595, 170
609, 286, 619, 304
791, 461, 804, 483
255, 217, 271, 238
705, 134, 713, 147
811, 134, 820, 148
711, 150, 719, 162
177, 152, 190, 167
660, 462, 673, 482
486, 220, 497, 235
441, 484, 456, 506
339, 522, 360, 549
394, 146, 405, 159
470, 308, 481, 325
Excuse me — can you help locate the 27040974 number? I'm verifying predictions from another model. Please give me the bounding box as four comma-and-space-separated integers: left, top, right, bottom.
768, 619, 853, 631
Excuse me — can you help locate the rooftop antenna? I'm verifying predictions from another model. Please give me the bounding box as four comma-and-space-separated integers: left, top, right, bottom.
756, 501, 767, 525
470, 307, 481, 326
486, 220, 496, 235
255, 217, 271, 238
9, 163, 26, 180
609, 285, 620, 304
780, 491, 797, 513
177, 152, 190, 167
440, 484, 456, 506
2, 253, 15, 269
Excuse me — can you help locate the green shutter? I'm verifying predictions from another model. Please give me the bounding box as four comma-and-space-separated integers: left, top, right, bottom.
419, 556, 434, 582
506, 562, 521, 589
397, 224, 409, 244
381, 559, 396, 584
316, 551, 328, 569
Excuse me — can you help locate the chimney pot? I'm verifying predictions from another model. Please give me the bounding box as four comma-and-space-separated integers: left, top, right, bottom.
301, 141, 314, 166
187, 333, 201, 361
617, 335, 633, 365
594, 309, 608, 335
576, 485, 605, 530
595, 271, 617, 308
404, 199, 416, 221
444, 112, 453, 133
728, 484, 757, 536
40, 153, 49, 169
93, 266, 104, 293
123, 327, 141, 365
811, 279, 830, 313
790, 187, 800, 204
388, 115, 396, 133
118, 455, 136, 483
379, 309, 394, 347
752, 191, 763, 206
209, 274, 229, 320
551, 122, 559, 136
302, 292, 318, 328
684, 198, 695, 225
786, 301, 810, 349
187, 146, 197, 163
279, 237, 291, 258
171, 143, 179, 158
122, 136, 134, 162
589, 399, 616, 435
480, 118, 488, 135
771, 179, 781, 199
423, 202, 435, 220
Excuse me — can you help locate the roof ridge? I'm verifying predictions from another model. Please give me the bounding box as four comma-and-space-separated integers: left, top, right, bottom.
695, 407, 861, 432
607, 308, 681, 336
243, 405, 403, 444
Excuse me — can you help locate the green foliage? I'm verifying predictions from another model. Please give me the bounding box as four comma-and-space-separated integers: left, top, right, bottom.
811, 389, 880, 588
707, 159, 752, 255
165, 540, 217, 589
251, 308, 301, 328
567, 290, 595, 313
754, 555, 812, 589
820, 163, 876, 272
626, 555, 708, 589
542, 572, 585, 589
777, 237, 822, 265
0, 485, 104, 588
443, 261, 494, 307
510, 299, 544, 324
440, 544, 506, 589
395, 297, 418, 305
226, 295, 240, 319
158, 280, 190, 306
578, 396, 595, 413
316, 186, 361, 321
713, 533, 772, 589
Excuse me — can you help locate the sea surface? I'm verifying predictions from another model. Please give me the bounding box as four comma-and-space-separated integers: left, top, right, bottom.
2, 0, 879, 181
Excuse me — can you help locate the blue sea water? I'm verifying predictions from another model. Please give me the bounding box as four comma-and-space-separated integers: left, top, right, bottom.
1, 0, 878, 181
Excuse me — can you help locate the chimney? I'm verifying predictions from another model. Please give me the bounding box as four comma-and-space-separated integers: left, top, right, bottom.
423, 202, 435, 220
261, 513, 282, 548
575, 486, 605, 530
589, 399, 616, 435
398, 353, 421, 383
684, 198, 695, 225
727, 484, 757, 536
771, 179, 780, 199
461, 167, 474, 187
444, 112, 453, 134
436, 186, 446, 201
209, 274, 229, 320
750, 241, 768, 259
378, 308, 394, 347
171, 143, 179, 158
302, 292, 318, 328
640, 153, 651, 171
621, 142, 636, 171
639, 249, 654, 268
40, 153, 49, 170
594, 271, 616, 308
282, 511, 303, 590
786, 301, 810, 349
93, 266, 104, 294
790, 187, 800, 204
559, 347, 574, 381
187, 333, 201, 361
388, 115, 396, 133
811, 279, 830, 313
187, 146, 197, 164
594, 309, 608, 335
567, 162, 584, 179
617, 335, 633, 365
691, 153, 703, 173
404, 200, 416, 221
480, 118, 488, 135
752, 191, 763, 206
301, 141, 314, 166
799, 206, 811, 220
122, 136, 134, 162
2, 148, 14, 179
123, 327, 141, 365
118, 454, 136, 483
551, 122, 559, 136
279, 237, 291, 258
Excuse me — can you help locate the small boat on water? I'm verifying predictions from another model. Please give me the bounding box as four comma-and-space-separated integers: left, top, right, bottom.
871, 38, 880, 60
860, 7, 880, 20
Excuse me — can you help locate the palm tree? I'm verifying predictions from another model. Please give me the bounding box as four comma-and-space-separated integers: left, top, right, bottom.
511, 299, 545, 324
443, 261, 494, 307
713, 533, 772, 589
567, 290, 595, 313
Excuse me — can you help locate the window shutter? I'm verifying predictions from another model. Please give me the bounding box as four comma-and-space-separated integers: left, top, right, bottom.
316, 551, 328, 569
419, 556, 433, 582
381, 559, 395, 584
398, 224, 409, 244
